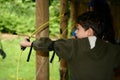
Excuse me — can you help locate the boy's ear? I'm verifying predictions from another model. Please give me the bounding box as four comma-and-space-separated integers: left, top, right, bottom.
87, 28, 94, 36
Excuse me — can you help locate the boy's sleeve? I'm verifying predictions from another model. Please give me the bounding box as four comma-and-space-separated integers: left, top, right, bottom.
33, 37, 52, 53
32, 37, 74, 60
115, 46, 120, 68
54, 39, 73, 61
114, 48, 120, 76
117, 49, 120, 67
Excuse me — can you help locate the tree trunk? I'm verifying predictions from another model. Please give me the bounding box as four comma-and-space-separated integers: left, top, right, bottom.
36, 0, 49, 80
60, 0, 69, 80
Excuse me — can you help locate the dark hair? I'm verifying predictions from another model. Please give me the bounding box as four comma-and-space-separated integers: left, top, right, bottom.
76, 11, 104, 38
93, 0, 115, 43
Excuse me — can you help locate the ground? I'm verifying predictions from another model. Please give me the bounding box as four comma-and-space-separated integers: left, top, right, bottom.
0, 33, 19, 40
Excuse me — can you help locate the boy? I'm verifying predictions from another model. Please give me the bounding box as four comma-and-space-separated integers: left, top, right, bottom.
20, 12, 120, 80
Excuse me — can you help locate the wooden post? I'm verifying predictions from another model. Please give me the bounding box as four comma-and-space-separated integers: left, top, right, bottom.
70, 0, 77, 31
36, 0, 49, 80
110, 3, 120, 41
70, 0, 89, 31
60, 0, 69, 80
70, 0, 82, 32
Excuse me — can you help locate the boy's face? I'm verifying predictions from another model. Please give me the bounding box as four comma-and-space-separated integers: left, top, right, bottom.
75, 24, 94, 38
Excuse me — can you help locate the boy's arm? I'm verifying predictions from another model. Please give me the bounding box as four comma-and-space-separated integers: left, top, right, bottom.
54, 39, 73, 61
33, 37, 52, 53
114, 48, 120, 76
32, 37, 73, 61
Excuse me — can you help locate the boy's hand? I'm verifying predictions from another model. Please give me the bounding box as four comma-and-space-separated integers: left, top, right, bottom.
20, 38, 31, 50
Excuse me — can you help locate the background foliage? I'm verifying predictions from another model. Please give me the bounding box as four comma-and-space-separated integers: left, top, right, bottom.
0, 0, 36, 34
0, 0, 62, 37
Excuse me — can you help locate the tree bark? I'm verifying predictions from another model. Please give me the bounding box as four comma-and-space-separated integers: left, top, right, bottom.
36, 0, 49, 80
60, 0, 69, 80
70, 0, 89, 32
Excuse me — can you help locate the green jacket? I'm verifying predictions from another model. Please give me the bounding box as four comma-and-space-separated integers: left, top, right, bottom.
33, 37, 120, 80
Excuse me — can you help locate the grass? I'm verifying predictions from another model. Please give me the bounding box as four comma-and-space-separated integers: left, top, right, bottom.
0, 35, 60, 80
